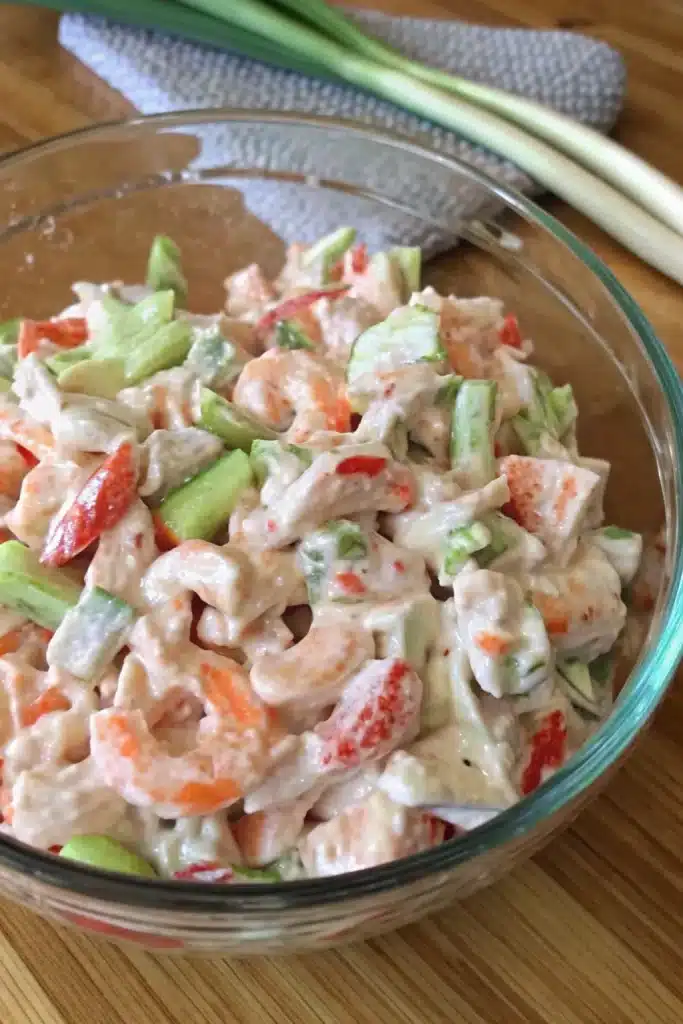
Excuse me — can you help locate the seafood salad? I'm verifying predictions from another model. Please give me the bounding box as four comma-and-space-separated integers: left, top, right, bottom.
0, 230, 655, 882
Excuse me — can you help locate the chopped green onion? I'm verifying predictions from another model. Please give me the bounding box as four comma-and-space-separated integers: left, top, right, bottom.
442, 522, 491, 575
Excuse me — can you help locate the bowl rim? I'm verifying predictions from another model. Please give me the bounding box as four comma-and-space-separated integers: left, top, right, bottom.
0, 108, 681, 915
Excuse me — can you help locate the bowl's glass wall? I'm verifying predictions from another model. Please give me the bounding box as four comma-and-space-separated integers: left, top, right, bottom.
0, 115, 679, 954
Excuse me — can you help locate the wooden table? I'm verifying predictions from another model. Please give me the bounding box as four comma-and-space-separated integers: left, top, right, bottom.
0, 2, 681, 1022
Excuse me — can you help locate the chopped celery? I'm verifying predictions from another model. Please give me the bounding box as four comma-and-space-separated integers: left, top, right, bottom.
591, 526, 642, 586
298, 519, 369, 603
366, 593, 439, 674
184, 328, 246, 388
435, 375, 462, 406
389, 246, 421, 298
590, 651, 615, 687
548, 383, 578, 437
451, 379, 497, 487
475, 513, 516, 567
0, 541, 81, 630
47, 586, 134, 681
513, 376, 577, 453
146, 235, 187, 303
250, 438, 312, 487
0, 318, 20, 345
442, 521, 492, 575
232, 864, 281, 883
301, 226, 355, 281
503, 604, 551, 694
123, 320, 192, 385
58, 357, 127, 399
0, 346, 16, 380
95, 290, 175, 356
156, 449, 252, 543
198, 388, 278, 451
275, 320, 315, 350
46, 347, 92, 376
557, 659, 596, 708
347, 304, 445, 388
60, 835, 157, 878
0, 376, 11, 393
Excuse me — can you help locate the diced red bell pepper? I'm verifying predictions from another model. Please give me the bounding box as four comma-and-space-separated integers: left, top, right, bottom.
173, 862, 235, 883
521, 710, 567, 795
334, 571, 367, 595
499, 314, 523, 349
335, 455, 387, 477
15, 442, 39, 469
17, 317, 88, 359
349, 243, 369, 274
41, 442, 137, 567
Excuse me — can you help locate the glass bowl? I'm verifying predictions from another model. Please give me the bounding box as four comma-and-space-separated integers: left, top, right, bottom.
0, 111, 681, 956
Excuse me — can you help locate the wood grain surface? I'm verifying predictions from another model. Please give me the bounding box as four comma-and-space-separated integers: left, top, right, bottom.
0, 2, 682, 1022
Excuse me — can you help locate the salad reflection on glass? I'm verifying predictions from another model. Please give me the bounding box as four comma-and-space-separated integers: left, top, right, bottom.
0, 229, 659, 883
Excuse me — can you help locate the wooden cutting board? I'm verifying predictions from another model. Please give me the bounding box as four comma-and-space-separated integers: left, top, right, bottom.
0, 3, 681, 1022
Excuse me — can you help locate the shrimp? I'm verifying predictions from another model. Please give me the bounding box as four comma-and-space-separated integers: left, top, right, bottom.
4, 456, 99, 550
141, 540, 252, 616
0, 395, 54, 461
232, 349, 351, 442
250, 623, 374, 711
233, 795, 313, 867
298, 790, 444, 878
244, 658, 422, 812
118, 368, 198, 431
90, 651, 283, 817
0, 441, 32, 500
224, 263, 275, 320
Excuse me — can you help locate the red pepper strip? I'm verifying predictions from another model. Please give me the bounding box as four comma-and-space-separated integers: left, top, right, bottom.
350, 243, 369, 274
41, 442, 137, 567
499, 314, 523, 349
15, 442, 39, 469
334, 571, 367, 595
255, 286, 350, 340
173, 862, 235, 883
335, 455, 387, 477
17, 317, 88, 359
521, 710, 567, 795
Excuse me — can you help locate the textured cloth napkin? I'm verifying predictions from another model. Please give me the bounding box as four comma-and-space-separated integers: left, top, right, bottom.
59, 10, 626, 252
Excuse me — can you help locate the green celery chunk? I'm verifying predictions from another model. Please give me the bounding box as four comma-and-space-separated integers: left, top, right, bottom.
475, 513, 515, 567
275, 320, 315, 350
301, 226, 356, 281
451, 379, 497, 487
95, 290, 175, 357
442, 521, 492, 575
46, 347, 92, 376
548, 383, 578, 437
47, 586, 135, 681
298, 519, 368, 603
184, 328, 246, 388
146, 234, 187, 303
123, 319, 192, 385
0, 318, 20, 345
435, 375, 462, 406
157, 449, 252, 543
250, 438, 312, 487
557, 658, 596, 709
232, 864, 281, 883
60, 835, 157, 877
0, 541, 81, 630
0, 376, 11, 393
198, 388, 277, 451
347, 304, 445, 388
389, 246, 421, 298
58, 357, 127, 399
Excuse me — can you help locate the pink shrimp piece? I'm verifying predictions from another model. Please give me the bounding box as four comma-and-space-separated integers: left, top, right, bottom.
224, 264, 275, 319
90, 652, 282, 817
233, 798, 310, 867
0, 397, 54, 461
249, 623, 374, 711
314, 658, 422, 772
232, 349, 351, 441
298, 790, 445, 877
0, 441, 32, 499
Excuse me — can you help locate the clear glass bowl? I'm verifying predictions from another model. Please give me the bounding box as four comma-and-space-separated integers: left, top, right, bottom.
0, 112, 681, 956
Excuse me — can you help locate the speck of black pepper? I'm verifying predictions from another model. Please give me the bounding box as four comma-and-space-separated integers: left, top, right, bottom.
462, 758, 472, 767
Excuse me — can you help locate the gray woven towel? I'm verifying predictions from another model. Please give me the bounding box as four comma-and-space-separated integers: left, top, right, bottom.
59, 10, 626, 252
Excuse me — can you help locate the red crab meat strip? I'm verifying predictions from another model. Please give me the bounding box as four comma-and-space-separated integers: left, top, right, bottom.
521, 710, 567, 795
41, 442, 137, 567
255, 286, 350, 340
315, 659, 422, 771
